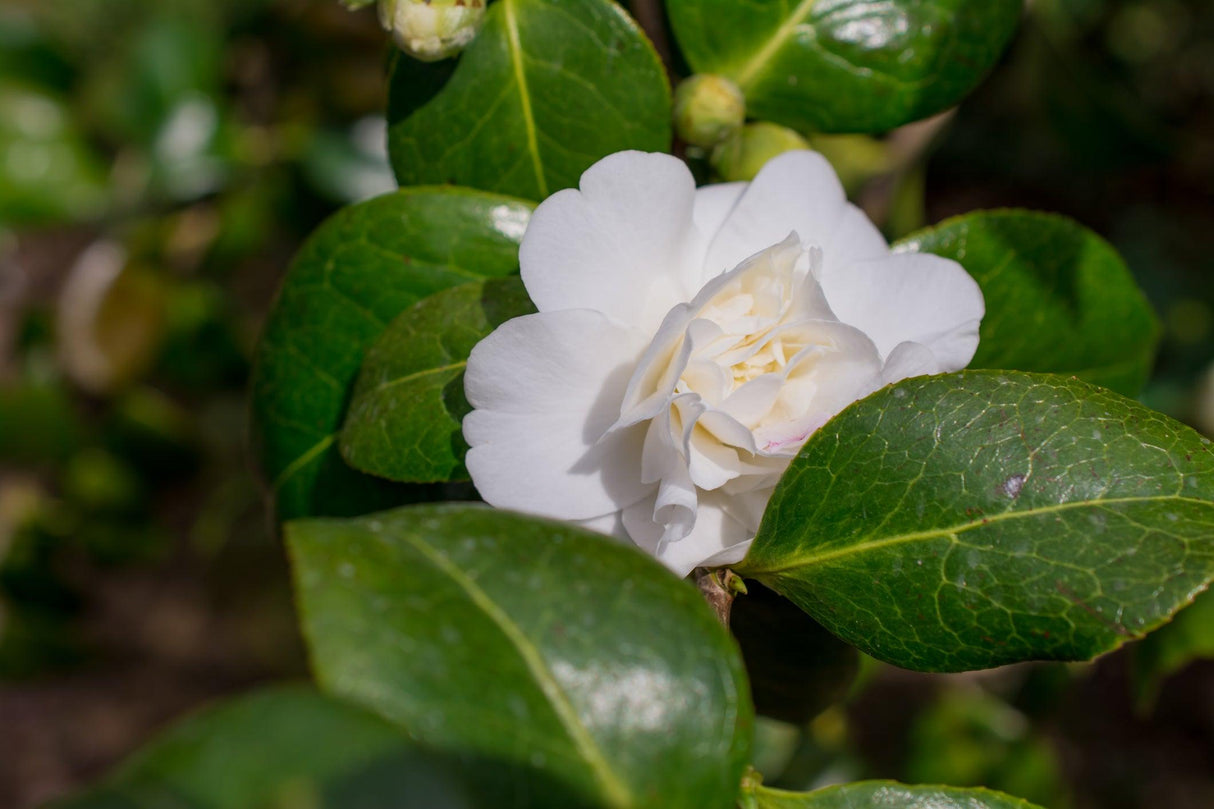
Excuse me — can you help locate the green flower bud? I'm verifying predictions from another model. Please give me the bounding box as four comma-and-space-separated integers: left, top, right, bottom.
711, 122, 811, 182
378, 0, 487, 62
672, 75, 746, 149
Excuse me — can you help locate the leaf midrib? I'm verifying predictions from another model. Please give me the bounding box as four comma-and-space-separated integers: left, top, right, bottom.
503, 0, 548, 198
744, 494, 1214, 575
734, 0, 819, 89
401, 530, 634, 808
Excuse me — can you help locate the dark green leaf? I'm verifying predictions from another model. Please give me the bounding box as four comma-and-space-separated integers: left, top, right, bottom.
745, 781, 1044, 809
731, 582, 859, 726
387, 0, 671, 200
741, 371, 1214, 672
250, 188, 531, 520
48, 685, 472, 809
340, 277, 536, 483
289, 504, 753, 809
666, 0, 1022, 133
896, 210, 1159, 396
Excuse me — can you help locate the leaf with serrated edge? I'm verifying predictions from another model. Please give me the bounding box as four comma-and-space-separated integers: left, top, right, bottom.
747, 781, 1044, 809
289, 504, 753, 809
388, 0, 671, 200
896, 210, 1159, 396
250, 188, 531, 520
340, 276, 536, 484
666, 0, 1022, 134
740, 371, 1214, 672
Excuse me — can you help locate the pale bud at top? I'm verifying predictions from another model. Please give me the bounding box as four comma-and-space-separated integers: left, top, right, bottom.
711, 122, 811, 182
672, 75, 746, 149
378, 0, 487, 62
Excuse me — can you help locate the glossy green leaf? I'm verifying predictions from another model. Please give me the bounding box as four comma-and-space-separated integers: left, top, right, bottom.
250, 188, 531, 520
289, 504, 753, 809
666, 0, 1022, 134
340, 277, 536, 483
1131, 587, 1214, 711
48, 686, 472, 809
387, 0, 671, 200
896, 210, 1159, 396
740, 371, 1214, 672
745, 781, 1044, 809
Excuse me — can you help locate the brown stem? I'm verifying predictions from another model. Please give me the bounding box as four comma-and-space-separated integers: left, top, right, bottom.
629, 0, 678, 82
693, 567, 744, 626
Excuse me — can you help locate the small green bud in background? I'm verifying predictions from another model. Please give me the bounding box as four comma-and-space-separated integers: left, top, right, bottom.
711, 122, 810, 182
673, 75, 746, 149
378, 0, 487, 62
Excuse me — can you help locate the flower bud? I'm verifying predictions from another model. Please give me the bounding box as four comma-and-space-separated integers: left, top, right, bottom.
672, 75, 746, 149
378, 0, 487, 62
711, 122, 810, 182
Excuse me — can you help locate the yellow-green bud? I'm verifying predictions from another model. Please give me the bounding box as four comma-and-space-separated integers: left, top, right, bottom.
378, 0, 487, 62
711, 122, 811, 182
672, 75, 746, 149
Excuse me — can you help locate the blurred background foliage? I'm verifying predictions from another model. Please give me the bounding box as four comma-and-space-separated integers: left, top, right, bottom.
0, 0, 1210, 808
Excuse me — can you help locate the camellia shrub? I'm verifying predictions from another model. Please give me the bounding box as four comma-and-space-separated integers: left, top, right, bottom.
53, 1, 1211, 808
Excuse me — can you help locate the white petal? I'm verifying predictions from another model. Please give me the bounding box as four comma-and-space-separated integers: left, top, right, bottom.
821, 252, 984, 368
463, 310, 651, 520
693, 181, 746, 240
702, 151, 888, 284
519, 151, 706, 333
881, 341, 941, 385
651, 492, 766, 577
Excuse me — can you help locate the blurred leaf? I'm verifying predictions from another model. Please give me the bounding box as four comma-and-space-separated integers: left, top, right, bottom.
250, 188, 532, 520
289, 504, 754, 809
387, 0, 671, 200
0, 81, 108, 226
0, 382, 84, 465
1131, 587, 1214, 711
740, 371, 1214, 673
897, 210, 1159, 396
745, 781, 1044, 809
48, 685, 477, 809
905, 691, 1066, 807
731, 582, 859, 726
666, 0, 1022, 134
341, 276, 535, 483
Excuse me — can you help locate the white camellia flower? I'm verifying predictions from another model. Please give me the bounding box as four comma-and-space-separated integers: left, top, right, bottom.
463, 151, 984, 576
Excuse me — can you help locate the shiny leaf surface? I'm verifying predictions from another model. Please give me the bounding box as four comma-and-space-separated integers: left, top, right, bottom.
666, 0, 1022, 133
250, 188, 531, 520
340, 277, 535, 483
289, 504, 753, 809
747, 781, 1044, 809
741, 371, 1214, 672
897, 210, 1159, 396
387, 0, 671, 200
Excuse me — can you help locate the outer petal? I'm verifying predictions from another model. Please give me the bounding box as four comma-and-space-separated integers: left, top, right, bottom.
519, 151, 706, 333
821, 252, 984, 368
623, 490, 765, 577
693, 181, 745, 241
702, 151, 888, 283
464, 310, 651, 520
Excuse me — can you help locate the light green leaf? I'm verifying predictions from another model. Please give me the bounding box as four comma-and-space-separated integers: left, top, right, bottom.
47, 685, 469, 809
666, 0, 1022, 134
340, 276, 535, 483
387, 0, 671, 200
746, 781, 1044, 809
740, 371, 1214, 672
289, 504, 753, 809
250, 188, 531, 520
896, 210, 1159, 396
